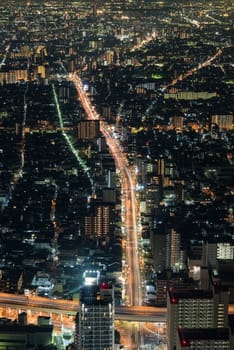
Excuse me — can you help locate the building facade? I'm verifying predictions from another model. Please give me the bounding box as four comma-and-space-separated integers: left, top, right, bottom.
167, 288, 228, 350
176, 328, 230, 349
76, 284, 114, 350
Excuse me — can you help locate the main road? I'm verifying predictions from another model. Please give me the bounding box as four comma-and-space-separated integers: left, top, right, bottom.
70, 72, 142, 307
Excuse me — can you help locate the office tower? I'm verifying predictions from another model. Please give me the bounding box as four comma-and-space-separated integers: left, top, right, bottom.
76, 283, 115, 350
167, 288, 228, 350
176, 328, 230, 349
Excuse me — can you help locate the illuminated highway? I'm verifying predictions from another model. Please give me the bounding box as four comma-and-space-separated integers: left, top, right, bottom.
162, 48, 223, 92
181, 15, 200, 29
70, 72, 143, 307
130, 31, 157, 52
146, 47, 224, 115
0, 292, 166, 322
0, 292, 233, 323
0, 292, 78, 315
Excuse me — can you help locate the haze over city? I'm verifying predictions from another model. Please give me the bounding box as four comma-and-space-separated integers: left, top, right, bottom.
0, 1, 233, 349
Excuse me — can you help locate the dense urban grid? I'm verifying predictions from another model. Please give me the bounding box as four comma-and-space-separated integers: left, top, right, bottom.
0, 0, 233, 349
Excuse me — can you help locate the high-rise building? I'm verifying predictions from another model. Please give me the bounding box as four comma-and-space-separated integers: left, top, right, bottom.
77, 120, 100, 140
211, 114, 233, 131
93, 2, 97, 17
168, 228, 182, 272
151, 226, 184, 274
172, 116, 184, 130
145, 174, 162, 215
0, 314, 53, 348
0, 70, 28, 84
103, 188, 116, 203
202, 239, 234, 268
167, 288, 228, 350
155, 271, 196, 307
75, 283, 115, 350
151, 227, 168, 273
83, 202, 113, 243
102, 106, 112, 121
156, 158, 165, 177
229, 315, 234, 349
176, 328, 230, 349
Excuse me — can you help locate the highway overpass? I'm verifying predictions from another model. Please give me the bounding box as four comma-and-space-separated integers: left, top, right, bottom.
0, 293, 233, 323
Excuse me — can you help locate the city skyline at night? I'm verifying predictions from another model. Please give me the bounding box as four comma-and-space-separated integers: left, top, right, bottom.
0, 1, 233, 349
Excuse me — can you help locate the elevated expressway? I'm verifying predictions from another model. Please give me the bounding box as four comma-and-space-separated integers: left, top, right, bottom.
0, 293, 166, 323
0, 293, 234, 324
